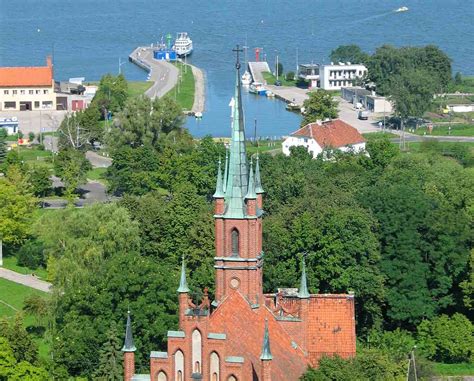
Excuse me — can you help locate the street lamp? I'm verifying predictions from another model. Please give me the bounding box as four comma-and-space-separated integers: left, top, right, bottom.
275, 50, 279, 81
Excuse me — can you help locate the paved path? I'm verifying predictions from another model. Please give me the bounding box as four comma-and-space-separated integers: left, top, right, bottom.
86, 151, 112, 168
0, 268, 52, 293
248, 61, 271, 83
129, 47, 179, 99
190, 64, 205, 113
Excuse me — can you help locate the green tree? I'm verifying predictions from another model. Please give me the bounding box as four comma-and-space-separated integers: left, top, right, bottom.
363, 137, 400, 169
58, 107, 102, 150
93, 322, 123, 380
0, 315, 38, 364
106, 95, 186, 151
330, 44, 370, 64
23, 295, 48, 327
0, 337, 16, 379
54, 149, 92, 200
276, 62, 283, 78
301, 90, 339, 127
0, 128, 7, 165
28, 165, 52, 198
17, 239, 45, 269
460, 250, 474, 311
417, 313, 474, 363
0, 178, 36, 247
454, 71, 462, 85
93, 73, 128, 118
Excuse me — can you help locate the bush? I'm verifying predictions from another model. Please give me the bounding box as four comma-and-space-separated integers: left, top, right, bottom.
17, 240, 45, 269
286, 71, 295, 81
417, 313, 474, 363
28, 132, 35, 143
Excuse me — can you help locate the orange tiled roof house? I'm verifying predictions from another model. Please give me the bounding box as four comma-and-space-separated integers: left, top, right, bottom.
282, 119, 366, 159
122, 52, 356, 381
0, 57, 56, 111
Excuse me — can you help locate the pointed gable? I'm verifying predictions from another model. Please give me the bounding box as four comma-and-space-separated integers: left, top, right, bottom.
209, 290, 307, 380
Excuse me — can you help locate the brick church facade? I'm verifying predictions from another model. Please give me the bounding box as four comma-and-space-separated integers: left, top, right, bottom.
122, 50, 356, 381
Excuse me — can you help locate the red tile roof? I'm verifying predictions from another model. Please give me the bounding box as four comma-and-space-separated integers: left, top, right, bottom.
0, 58, 53, 87
292, 119, 365, 148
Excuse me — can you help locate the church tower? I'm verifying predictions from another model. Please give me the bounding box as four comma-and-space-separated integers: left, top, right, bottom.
213, 46, 265, 306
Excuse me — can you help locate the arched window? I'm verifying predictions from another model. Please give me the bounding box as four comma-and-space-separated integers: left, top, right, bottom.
192, 329, 202, 374
209, 352, 220, 381
231, 229, 239, 256
227, 376, 237, 381
174, 350, 184, 381
157, 371, 167, 381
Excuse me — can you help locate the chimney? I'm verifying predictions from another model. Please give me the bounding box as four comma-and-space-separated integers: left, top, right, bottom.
46, 56, 52, 68
316, 120, 322, 126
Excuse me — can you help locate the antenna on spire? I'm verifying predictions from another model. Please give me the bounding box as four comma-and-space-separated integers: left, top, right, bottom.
232, 44, 244, 70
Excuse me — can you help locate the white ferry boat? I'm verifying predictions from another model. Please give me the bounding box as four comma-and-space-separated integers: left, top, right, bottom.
395, 6, 409, 12
173, 32, 193, 57
241, 71, 252, 85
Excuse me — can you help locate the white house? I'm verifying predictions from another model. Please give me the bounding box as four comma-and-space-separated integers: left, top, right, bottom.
282, 119, 366, 158
319, 63, 367, 90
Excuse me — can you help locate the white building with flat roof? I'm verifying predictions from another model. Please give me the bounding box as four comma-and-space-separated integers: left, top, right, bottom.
319, 63, 367, 90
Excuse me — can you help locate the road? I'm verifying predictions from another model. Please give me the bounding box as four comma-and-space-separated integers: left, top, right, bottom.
0, 110, 65, 135
129, 47, 179, 99
0, 267, 52, 293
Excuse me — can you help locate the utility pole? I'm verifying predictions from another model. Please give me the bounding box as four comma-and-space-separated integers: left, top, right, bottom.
276, 52, 279, 80
296, 47, 299, 73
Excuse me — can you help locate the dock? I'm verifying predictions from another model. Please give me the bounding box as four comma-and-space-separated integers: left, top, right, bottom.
129, 46, 205, 114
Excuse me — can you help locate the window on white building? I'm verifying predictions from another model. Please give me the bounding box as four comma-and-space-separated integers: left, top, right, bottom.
29, 90, 34, 95
43, 89, 49, 94
36, 90, 41, 94
20, 90, 25, 95
4, 101, 16, 109
3, 90, 8, 95
12, 90, 17, 95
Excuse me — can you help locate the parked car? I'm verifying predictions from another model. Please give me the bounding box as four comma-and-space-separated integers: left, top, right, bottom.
358, 110, 369, 120
275, 80, 282, 86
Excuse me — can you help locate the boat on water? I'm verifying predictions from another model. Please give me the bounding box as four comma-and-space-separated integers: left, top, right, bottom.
241, 70, 252, 85
266, 90, 275, 98
286, 102, 300, 112
395, 6, 409, 12
249, 82, 267, 96
173, 32, 193, 57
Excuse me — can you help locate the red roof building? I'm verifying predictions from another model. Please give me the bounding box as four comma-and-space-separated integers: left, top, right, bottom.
283, 120, 366, 158
0, 57, 56, 111
122, 62, 356, 381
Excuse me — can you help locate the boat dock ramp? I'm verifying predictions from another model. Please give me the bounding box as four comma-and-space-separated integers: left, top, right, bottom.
129, 46, 204, 114
248, 61, 309, 107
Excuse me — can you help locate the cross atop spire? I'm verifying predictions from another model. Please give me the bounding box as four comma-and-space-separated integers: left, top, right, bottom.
232, 44, 244, 70
122, 310, 136, 352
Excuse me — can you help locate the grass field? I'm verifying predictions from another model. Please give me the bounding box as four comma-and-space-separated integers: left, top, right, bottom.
414, 123, 474, 136
127, 81, 153, 98
0, 278, 51, 360
167, 62, 195, 111
86, 167, 108, 183
246, 140, 283, 154
433, 362, 474, 376
262, 71, 297, 87
362, 132, 398, 140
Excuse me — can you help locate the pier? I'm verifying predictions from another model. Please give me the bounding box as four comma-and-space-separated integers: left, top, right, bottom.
129, 46, 205, 114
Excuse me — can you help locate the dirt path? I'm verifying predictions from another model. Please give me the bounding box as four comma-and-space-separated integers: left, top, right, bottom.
191, 65, 205, 113
0, 268, 52, 293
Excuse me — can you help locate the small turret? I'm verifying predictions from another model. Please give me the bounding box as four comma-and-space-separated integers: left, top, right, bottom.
177, 255, 190, 293
260, 318, 273, 381
223, 148, 229, 193
245, 159, 257, 200
255, 154, 264, 194
122, 311, 136, 381
213, 158, 225, 199
298, 255, 310, 299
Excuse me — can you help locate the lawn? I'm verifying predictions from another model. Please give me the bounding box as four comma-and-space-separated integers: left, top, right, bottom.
167, 62, 195, 111
86, 167, 108, 183
246, 140, 283, 154
2, 256, 48, 280
18, 146, 52, 162
362, 132, 398, 140
127, 81, 153, 98
413, 123, 474, 136
433, 362, 474, 376
0, 278, 51, 360
262, 71, 297, 87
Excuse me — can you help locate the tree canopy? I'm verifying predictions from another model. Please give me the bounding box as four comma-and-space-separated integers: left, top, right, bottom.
330, 44, 370, 64
301, 90, 339, 126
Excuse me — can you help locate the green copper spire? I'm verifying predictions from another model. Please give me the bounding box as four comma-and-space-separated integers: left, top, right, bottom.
254, 154, 264, 194
177, 255, 190, 293
213, 158, 225, 198
245, 159, 257, 200
223, 45, 249, 219
298, 254, 310, 299
223, 148, 229, 193
260, 318, 273, 360
122, 310, 136, 352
